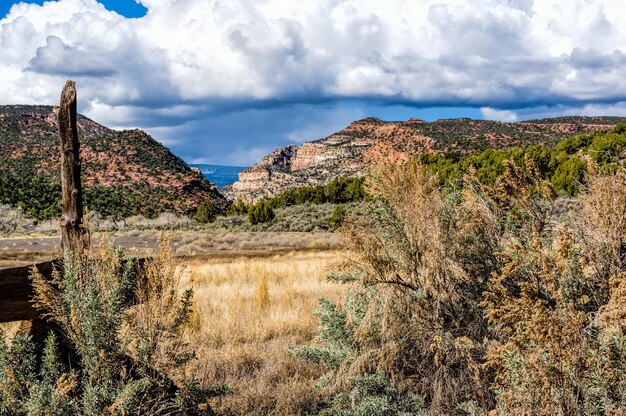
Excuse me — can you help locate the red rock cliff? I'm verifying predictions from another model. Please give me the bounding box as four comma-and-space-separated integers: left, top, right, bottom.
227, 116, 625, 202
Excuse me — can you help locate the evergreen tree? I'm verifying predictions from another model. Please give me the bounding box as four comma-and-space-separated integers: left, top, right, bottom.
194, 200, 218, 223
248, 199, 275, 225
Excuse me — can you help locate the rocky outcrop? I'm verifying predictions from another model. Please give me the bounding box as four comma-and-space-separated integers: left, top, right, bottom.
228, 116, 626, 202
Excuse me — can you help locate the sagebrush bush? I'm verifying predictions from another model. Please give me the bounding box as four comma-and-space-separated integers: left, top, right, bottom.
299, 159, 626, 415
296, 161, 501, 414
483, 169, 626, 415
0, 234, 227, 415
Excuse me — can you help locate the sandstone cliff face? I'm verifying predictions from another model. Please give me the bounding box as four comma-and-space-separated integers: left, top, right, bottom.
231, 145, 297, 197
228, 116, 626, 202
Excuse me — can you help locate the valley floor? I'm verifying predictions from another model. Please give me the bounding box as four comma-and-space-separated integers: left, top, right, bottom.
186, 250, 344, 415
0, 232, 347, 414
0, 230, 342, 267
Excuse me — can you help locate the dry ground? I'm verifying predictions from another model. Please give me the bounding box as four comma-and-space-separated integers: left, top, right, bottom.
184, 250, 347, 415
0, 230, 341, 267
0, 235, 348, 415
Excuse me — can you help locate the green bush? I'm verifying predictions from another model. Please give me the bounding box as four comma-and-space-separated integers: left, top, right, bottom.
327, 206, 347, 229
228, 199, 249, 216
193, 200, 218, 223
588, 131, 626, 164
269, 177, 366, 209
320, 373, 431, 416
551, 157, 587, 196
417, 124, 626, 196
248, 199, 275, 225
0, 239, 227, 415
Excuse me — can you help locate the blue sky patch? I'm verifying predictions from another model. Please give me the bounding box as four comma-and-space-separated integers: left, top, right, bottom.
1, 1, 147, 19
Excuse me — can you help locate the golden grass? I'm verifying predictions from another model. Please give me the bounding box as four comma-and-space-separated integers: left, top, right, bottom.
0, 321, 21, 341
183, 250, 345, 415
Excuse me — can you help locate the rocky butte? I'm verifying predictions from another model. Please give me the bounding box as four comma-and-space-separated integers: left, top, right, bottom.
227, 116, 626, 202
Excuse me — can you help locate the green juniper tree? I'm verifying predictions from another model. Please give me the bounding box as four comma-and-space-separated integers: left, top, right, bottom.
248, 199, 275, 225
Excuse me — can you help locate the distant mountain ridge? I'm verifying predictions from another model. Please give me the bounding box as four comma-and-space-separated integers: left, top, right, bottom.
228, 116, 626, 202
189, 164, 247, 188
0, 105, 225, 220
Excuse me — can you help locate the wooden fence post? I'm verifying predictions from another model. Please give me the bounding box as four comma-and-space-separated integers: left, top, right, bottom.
56, 80, 88, 252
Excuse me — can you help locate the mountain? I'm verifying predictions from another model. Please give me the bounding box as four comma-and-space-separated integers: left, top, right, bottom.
227, 116, 626, 202
0, 105, 225, 220
188, 164, 247, 188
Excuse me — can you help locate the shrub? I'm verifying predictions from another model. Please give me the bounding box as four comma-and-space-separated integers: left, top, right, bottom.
320, 373, 431, 416
194, 200, 218, 223
327, 206, 346, 229
299, 158, 626, 415
417, 124, 626, 197
588, 130, 626, 165
268, 177, 366, 209
248, 199, 275, 225
0, 235, 227, 415
482, 171, 626, 415
228, 199, 249, 216
551, 156, 587, 195
296, 161, 500, 414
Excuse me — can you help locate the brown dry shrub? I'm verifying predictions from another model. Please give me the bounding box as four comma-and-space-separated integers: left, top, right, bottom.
330, 160, 501, 413
313, 159, 625, 415
122, 233, 197, 385
483, 170, 626, 415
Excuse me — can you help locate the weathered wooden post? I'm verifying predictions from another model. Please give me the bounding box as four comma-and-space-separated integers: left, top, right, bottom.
0, 81, 87, 325
12, 80, 89, 338
56, 80, 88, 251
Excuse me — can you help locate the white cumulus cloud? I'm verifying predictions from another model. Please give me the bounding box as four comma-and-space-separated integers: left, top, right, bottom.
480, 107, 518, 122
1, 0, 626, 164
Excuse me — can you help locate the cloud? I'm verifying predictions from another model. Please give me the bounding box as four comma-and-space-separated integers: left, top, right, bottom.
481, 107, 518, 122
514, 102, 626, 121
1, 0, 626, 163
29, 35, 116, 76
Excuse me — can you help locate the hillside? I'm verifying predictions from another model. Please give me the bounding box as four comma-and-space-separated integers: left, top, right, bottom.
228, 116, 626, 201
0, 105, 225, 220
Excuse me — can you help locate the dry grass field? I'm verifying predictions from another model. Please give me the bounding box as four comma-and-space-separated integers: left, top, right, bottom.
0, 247, 347, 414
182, 250, 346, 415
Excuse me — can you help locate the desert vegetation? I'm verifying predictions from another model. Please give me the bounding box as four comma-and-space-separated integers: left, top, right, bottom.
185, 251, 344, 415
4, 154, 624, 414
0, 236, 227, 415
291, 155, 626, 415
419, 124, 626, 195
0, 249, 345, 415
224, 177, 367, 226
1, 124, 626, 415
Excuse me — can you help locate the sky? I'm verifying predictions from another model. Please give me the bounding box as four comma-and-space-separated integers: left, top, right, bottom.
1, 1, 626, 165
